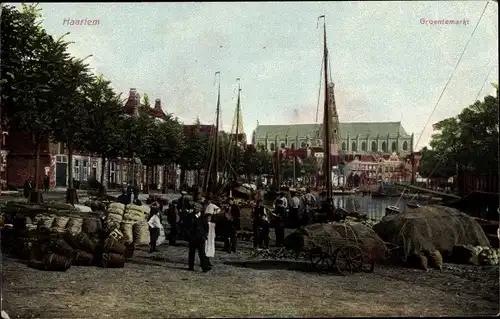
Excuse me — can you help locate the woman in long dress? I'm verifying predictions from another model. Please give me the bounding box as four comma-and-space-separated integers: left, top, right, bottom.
203, 196, 220, 266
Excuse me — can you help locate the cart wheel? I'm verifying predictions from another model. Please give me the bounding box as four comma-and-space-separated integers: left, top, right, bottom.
309, 251, 332, 272
334, 245, 364, 275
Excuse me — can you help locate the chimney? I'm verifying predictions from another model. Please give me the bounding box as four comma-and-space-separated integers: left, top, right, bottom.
125, 88, 140, 116
154, 98, 162, 110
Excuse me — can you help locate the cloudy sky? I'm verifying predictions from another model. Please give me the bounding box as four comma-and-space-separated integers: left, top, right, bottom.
9, 1, 499, 148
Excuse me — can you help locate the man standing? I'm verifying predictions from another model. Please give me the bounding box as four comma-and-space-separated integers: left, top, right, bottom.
289, 191, 301, 228
167, 200, 180, 246
23, 177, 33, 201
187, 205, 211, 272
273, 192, 287, 246
148, 202, 163, 253
252, 199, 269, 249
223, 197, 240, 253
43, 174, 50, 192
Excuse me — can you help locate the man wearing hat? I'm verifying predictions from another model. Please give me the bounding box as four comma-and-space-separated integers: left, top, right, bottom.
223, 197, 240, 253
273, 192, 288, 247
176, 190, 191, 242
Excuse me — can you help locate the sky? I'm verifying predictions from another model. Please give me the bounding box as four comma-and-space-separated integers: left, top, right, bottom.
7, 1, 499, 149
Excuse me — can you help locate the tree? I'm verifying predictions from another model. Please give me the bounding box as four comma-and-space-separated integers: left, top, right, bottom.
51, 53, 94, 203
1, 4, 72, 202
419, 88, 499, 179
80, 75, 126, 190
178, 119, 210, 186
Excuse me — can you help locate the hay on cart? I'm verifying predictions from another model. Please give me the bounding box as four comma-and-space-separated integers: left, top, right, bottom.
373, 205, 491, 263
284, 222, 388, 263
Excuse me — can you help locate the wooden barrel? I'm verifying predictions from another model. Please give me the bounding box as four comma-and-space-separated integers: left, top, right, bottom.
73, 250, 94, 266
42, 253, 72, 271
103, 237, 126, 255
75, 232, 96, 253
124, 242, 135, 260
49, 237, 74, 256
82, 217, 102, 235
100, 252, 125, 268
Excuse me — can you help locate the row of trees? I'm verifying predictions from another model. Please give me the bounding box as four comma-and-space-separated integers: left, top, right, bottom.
1, 4, 318, 202
419, 85, 499, 179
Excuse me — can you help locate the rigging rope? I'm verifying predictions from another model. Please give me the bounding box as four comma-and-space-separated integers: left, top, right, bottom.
396, 0, 491, 206
315, 54, 325, 123
407, 59, 497, 203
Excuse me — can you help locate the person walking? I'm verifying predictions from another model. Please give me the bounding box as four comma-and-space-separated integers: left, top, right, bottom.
147, 202, 163, 253
273, 192, 287, 246
187, 205, 211, 272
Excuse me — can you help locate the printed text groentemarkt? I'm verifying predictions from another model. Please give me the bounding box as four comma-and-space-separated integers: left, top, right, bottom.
63, 18, 100, 26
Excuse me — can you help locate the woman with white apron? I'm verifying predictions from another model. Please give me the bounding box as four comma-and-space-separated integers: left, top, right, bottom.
204, 197, 220, 266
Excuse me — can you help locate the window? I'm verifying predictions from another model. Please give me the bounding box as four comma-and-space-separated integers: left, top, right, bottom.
291, 143, 295, 149
351, 142, 357, 151
382, 141, 387, 152
391, 142, 397, 152
371, 141, 377, 152
402, 141, 408, 151
361, 142, 367, 151
280, 143, 286, 149
301, 142, 306, 148
341, 142, 346, 150
270, 143, 275, 151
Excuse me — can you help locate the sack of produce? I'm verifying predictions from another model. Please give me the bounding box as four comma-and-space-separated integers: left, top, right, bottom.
52, 216, 70, 231
478, 247, 499, 266
38, 214, 56, 229
66, 217, 84, 234
107, 207, 124, 215
120, 221, 135, 243
108, 203, 125, 211
107, 213, 123, 223
82, 217, 102, 235
123, 211, 144, 222
133, 221, 150, 245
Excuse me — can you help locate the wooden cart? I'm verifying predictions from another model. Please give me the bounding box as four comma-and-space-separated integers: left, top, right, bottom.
307, 237, 398, 275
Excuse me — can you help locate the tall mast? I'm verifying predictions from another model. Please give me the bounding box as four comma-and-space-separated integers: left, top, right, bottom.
209, 71, 221, 194
275, 135, 280, 190
319, 15, 332, 200
235, 78, 241, 147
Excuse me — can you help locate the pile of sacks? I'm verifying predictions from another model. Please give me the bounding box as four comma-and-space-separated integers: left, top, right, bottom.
0, 201, 145, 272
105, 203, 151, 245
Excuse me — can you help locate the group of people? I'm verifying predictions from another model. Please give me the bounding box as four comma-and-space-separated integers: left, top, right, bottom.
23, 175, 51, 199
146, 191, 241, 273
251, 189, 318, 249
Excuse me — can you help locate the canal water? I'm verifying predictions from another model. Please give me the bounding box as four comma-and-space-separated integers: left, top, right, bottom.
331, 194, 429, 221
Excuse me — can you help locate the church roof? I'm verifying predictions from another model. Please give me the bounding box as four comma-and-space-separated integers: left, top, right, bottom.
253, 122, 410, 139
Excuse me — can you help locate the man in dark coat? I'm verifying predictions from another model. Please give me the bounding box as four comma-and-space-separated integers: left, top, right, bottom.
23, 177, 33, 199
187, 207, 211, 272
167, 200, 180, 246
223, 197, 240, 253
273, 192, 287, 246
43, 174, 50, 192
252, 199, 269, 249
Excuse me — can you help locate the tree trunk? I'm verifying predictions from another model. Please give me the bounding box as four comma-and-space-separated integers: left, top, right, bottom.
144, 165, 150, 194
180, 167, 186, 188
162, 164, 168, 194
99, 155, 106, 196
100, 155, 106, 184
66, 142, 78, 204
29, 136, 43, 203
